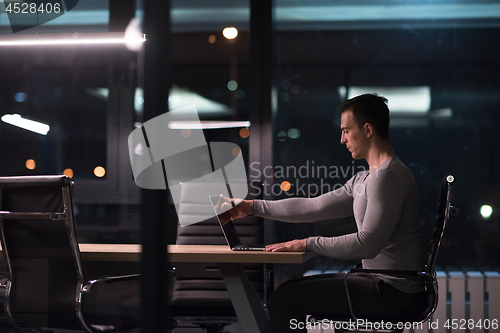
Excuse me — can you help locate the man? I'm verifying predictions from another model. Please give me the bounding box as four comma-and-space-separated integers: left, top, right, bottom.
220, 94, 427, 332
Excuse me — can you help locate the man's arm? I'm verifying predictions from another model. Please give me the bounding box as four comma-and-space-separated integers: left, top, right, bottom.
218, 181, 354, 226
254, 184, 354, 223
307, 169, 406, 259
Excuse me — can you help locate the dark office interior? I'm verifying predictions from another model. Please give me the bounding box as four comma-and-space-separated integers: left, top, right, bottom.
0, 0, 499, 332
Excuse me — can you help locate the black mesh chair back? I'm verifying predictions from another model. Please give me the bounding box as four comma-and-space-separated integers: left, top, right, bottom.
170, 180, 264, 319
410, 174, 456, 326
426, 174, 455, 275
0, 175, 141, 333
0, 175, 91, 331
308, 174, 458, 332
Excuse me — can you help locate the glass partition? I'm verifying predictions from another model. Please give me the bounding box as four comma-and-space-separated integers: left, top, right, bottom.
273, 0, 500, 280
0, 47, 108, 179
0, 0, 498, 295
0, 0, 140, 244
168, 0, 251, 200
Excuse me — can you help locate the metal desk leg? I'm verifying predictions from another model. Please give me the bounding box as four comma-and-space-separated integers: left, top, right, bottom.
218, 263, 272, 333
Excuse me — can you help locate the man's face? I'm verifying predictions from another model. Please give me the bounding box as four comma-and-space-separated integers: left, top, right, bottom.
340, 110, 368, 160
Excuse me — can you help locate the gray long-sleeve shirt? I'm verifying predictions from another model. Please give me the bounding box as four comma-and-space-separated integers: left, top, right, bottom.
254, 157, 425, 293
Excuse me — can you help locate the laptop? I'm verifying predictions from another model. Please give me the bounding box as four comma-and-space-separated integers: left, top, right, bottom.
209, 195, 266, 251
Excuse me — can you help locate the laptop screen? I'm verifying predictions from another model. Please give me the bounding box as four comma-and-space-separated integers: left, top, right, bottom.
209, 195, 242, 249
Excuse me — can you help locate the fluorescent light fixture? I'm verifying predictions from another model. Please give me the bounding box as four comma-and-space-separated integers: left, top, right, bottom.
169, 3, 500, 32
0, 32, 146, 46
86, 88, 109, 101
124, 18, 144, 51
276, 4, 500, 23
130, 87, 233, 116
430, 108, 453, 119
0, 10, 109, 27
1, 114, 50, 135
168, 121, 250, 129
168, 87, 233, 116
347, 86, 431, 113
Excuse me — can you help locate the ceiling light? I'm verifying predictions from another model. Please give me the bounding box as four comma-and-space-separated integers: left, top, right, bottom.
124, 18, 144, 51
0, 32, 146, 46
222, 27, 238, 39
348, 86, 431, 113
1, 114, 50, 135
167, 121, 250, 129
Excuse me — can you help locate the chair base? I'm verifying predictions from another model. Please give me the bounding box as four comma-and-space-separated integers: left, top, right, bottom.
198, 323, 228, 333
171, 316, 234, 333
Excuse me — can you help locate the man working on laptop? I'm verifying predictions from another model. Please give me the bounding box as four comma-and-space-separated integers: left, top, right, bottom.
218, 93, 428, 333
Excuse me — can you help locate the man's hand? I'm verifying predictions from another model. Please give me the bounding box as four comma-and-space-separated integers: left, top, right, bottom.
216, 195, 254, 226
264, 238, 307, 252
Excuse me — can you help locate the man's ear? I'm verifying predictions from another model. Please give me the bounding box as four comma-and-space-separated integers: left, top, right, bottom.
364, 123, 374, 138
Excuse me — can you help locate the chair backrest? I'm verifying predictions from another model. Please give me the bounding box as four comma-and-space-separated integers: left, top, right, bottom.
0, 175, 89, 331
426, 174, 456, 275
176, 180, 263, 246
170, 180, 264, 316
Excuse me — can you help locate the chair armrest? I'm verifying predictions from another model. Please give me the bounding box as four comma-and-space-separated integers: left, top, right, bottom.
82, 274, 140, 293
0, 211, 67, 220
0, 275, 9, 288
347, 268, 426, 278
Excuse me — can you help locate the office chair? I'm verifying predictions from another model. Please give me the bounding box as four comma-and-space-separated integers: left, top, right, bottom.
169, 180, 266, 333
0, 175, 141, 333
309, 174, 458, 333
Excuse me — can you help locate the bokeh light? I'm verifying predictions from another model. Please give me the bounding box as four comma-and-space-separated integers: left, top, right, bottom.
227, 80, 238, 91
94, 166, 106, 178
288, 128, 301, 139
181, 129, 191, 138
232, 147, 242, 157
480, 205, 493, 219
63, 168, 74, 178
25, 159, 36, 170
281, 181, 291, 191
239, 128, 250, 138
277, 131, 287, 142
223, 27, 238, 39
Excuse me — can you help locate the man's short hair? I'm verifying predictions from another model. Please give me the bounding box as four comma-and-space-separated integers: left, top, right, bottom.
340, 93, 390, 141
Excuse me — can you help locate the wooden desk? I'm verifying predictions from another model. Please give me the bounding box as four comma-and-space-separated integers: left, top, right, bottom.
1, 244, 316, 333
78, 243, 315, 264
0, 243, 315, 264
83, 244, 315, 333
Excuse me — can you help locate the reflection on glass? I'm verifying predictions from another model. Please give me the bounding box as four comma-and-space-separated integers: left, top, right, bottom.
0, 48, 108, 178
274, 1, 500, 269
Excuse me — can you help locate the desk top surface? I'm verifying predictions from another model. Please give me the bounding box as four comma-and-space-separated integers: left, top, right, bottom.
78, 244, 316, 264
0, 243, 316, 263
73, 244, 316, 264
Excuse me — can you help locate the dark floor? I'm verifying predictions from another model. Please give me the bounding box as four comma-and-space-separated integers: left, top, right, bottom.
0, 321, 243, 333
